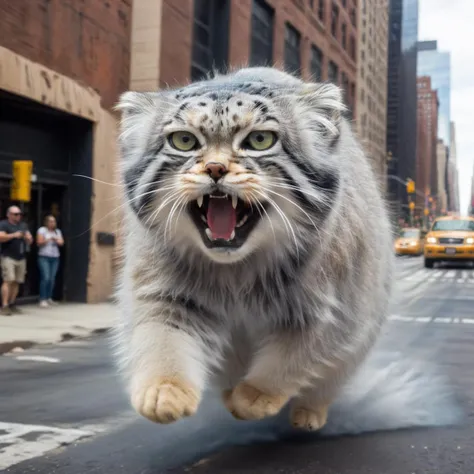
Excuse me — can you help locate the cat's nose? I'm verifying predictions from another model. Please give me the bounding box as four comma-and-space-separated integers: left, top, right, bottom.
205, 162, 228, 181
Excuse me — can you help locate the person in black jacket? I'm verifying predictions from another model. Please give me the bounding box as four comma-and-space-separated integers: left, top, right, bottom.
0, 206, 33, 315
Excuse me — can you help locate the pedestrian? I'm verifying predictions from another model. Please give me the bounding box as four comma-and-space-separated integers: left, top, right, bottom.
0, 206, 33, 316
36, 215, 64, 308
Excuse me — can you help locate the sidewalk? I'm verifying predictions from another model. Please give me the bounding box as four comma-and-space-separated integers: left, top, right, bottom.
0, 303, 118, 354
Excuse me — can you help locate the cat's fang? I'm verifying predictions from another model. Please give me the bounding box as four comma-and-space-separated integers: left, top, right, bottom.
205, 228, 213, 240
197, 196, 203, 208
236, 214, 249, 228
200, 215, 207, 223
232, 195, 238, 209
230, 230, 235, 240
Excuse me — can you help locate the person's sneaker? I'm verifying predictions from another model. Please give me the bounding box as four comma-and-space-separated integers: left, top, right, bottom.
1, 306, 12, 316
10, 305, 23, 314
47, 299, 58, 306
39, 301, 49, 309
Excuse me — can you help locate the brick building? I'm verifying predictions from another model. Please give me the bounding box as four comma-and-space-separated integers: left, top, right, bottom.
355, 0, 389, 188
415, 76, 439, 211
131, 0, 358, 115
0, 0, 132, 302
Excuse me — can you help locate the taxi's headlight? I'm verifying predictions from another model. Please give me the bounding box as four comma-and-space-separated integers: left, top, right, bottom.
466, 237, 474, 244
427, 237, 437, 244
410, 241, 417, 246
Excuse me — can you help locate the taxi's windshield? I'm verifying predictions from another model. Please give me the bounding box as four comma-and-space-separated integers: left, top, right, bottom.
400, 229, 420, 238
432, 220, 474, 231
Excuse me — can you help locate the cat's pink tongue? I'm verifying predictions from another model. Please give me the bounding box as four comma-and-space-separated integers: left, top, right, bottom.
207, 198, 236, 240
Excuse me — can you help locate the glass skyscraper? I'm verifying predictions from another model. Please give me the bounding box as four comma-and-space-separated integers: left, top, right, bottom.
386, 0, 419, 217
417, 41, 451, 146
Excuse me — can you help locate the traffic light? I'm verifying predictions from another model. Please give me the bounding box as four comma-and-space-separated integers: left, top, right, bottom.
409, 201, 415, 211
424, 208, 429, 216
406, 180, 415, 194
11, 160, 33, 202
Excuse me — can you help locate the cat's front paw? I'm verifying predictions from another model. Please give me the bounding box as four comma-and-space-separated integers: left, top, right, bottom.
231, 382, 289, 420
290, 405, 329, 431
131, 378, 200, 424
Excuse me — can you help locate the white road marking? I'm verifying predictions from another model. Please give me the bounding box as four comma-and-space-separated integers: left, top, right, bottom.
388, 315, 414, 322
0, 422, 93, 470
388, 315, 474, 325
15, 356, 60, 363
395, 268, 474, 285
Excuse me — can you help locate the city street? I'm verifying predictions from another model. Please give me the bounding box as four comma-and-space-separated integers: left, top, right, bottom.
2, 256, 474, 473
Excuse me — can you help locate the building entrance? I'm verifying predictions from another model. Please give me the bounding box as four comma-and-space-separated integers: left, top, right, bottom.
0, 89, 93, 303
0, 180, 67, 302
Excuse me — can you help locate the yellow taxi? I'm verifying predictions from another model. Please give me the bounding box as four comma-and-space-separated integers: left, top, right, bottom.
394, 228, 424, 256
424, 216, 474, 268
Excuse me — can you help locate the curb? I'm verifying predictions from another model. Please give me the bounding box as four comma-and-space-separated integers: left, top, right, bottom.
0, 327, 111, 355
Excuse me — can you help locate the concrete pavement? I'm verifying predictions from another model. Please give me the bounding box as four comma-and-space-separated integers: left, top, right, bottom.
0, 303, 117, 354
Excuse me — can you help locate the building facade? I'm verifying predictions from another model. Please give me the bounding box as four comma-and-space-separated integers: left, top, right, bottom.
0, 0, 132, 302
436, 139, 448, 214
417, 41, 451, 146
415, 76, 438, 210
448, 121, 460, 213
130, 0, 358, 114
386, 0, 419, 218
355, 0, 389, 189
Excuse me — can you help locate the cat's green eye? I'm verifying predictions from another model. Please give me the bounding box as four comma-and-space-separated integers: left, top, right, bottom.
169, 131, 199, 151
244, 131, 277, 151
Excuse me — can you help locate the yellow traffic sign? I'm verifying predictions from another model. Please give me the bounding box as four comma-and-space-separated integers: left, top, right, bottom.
11, 160, 33, 202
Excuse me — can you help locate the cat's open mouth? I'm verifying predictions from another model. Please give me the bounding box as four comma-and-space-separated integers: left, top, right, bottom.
188, 191, 264, 249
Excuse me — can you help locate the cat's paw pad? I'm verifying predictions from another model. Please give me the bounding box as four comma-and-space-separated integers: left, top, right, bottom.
231, 382, 288, 420
131, 378, 200, 424
290, 405, 329, 431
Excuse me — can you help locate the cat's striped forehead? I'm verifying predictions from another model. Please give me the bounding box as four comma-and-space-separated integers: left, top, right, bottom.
165, 82, 282, 139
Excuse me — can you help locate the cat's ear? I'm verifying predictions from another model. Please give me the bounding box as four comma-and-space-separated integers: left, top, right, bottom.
115, 91, 160, 119
298, 83, 346, 137
115, 92, 162, 146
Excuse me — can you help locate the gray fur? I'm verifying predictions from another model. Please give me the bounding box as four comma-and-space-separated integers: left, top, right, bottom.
112, 67, 422, 430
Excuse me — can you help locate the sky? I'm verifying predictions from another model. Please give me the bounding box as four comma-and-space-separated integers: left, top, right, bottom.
418, 0, 474, 214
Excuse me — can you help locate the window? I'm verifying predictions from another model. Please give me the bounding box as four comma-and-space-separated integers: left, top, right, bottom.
341, 72, 349, 100
349, 36, 356, 60
310, 45, 323, 81
309, 0, 314, 8
331, 4, 339, 38
342, 0, 347, 7
284, 23, 301, 75
191, 0, 230, 81
350, 7, 356, 26
250, 0, 274, 66
318, 0, 324, 21
341, 23, 347, 49
328, 61, 338, 84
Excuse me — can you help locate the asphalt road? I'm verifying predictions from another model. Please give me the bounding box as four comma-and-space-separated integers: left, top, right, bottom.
2, 256, 474, 473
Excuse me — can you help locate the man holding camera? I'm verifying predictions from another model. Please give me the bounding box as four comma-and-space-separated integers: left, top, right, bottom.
0, 206, 33, 315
